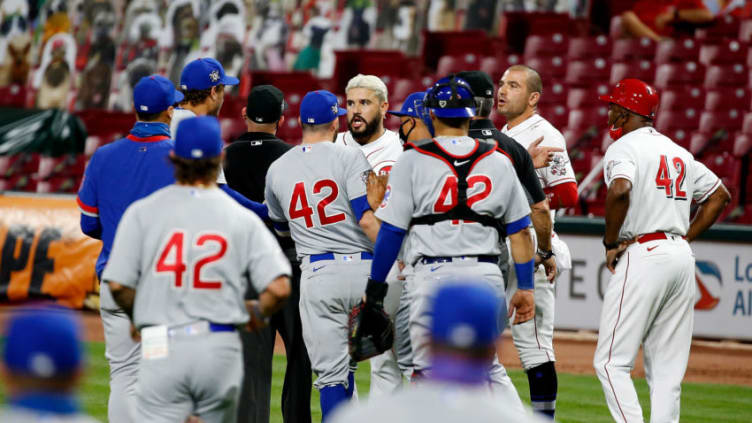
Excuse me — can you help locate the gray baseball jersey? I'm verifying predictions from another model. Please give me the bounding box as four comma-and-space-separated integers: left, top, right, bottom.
102, 185, 291, 329
265, 142, 373, 257
375, 136, 531, 265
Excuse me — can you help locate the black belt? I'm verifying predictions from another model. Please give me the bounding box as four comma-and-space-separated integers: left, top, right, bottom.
420, 255, 499, 265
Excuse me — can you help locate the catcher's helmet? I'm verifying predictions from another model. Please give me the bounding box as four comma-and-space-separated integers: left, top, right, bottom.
425, 75, 476, 118
599, 78, 659, 119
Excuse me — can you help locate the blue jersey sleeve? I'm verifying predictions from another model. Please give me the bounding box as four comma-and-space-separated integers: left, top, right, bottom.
350, 195, 371, 222
219, 183, 269, 221
370, 222, 407, 283
505, 215, 531, 236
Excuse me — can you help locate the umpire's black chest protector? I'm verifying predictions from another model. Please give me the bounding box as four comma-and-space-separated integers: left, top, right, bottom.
404, 138, 503, 232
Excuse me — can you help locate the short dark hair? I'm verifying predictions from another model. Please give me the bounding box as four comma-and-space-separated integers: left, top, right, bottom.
181, 84, 224, 107
473, 97, 495, 118
436, 116, 471, 129
169, 155, 222, 185
136, 110, 164, 122
301, 121, 333, 133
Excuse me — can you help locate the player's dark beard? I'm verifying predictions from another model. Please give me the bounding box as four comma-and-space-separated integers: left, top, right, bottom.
348, 113, 381, 145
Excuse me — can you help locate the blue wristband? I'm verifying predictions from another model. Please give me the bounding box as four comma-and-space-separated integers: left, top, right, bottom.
514, 258, 535, 291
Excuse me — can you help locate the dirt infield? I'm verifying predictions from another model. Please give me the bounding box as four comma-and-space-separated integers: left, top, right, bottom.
6, 310, 748, 386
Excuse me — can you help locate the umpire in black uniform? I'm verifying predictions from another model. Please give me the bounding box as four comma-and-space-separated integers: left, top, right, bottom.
224, 85, 312, 423
459, 70, 558, 280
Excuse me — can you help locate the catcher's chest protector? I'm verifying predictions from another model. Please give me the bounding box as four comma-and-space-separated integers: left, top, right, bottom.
405, 138, 503, 232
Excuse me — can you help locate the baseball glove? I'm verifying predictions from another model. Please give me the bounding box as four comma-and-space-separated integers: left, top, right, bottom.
348, 279, 394, 362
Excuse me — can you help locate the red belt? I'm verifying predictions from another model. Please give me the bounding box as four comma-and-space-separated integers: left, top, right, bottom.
637, 232, 684, 243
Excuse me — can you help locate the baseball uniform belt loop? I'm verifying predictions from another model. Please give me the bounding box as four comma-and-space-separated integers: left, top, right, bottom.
420, 255, 499, 265
308, 252, 374, 263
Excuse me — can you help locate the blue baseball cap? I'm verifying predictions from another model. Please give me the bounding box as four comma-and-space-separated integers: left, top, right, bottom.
3, 307, 83, 378
388, 91, 426, 118
431, 282, 502, 349
180, 57, 240, 91
133, 75, 184, 114
175, 116, 223, 159
300, 90, 346, 125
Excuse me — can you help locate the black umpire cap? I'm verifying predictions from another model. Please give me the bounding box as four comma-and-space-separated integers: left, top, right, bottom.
457, 71, 495, 99
246, 85, 286, 123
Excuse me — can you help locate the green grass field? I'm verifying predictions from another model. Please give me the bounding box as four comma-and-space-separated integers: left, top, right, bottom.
2, 341, 751, 422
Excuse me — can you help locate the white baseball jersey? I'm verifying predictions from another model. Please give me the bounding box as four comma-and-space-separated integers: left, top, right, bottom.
376, 136, 531, 265
265, 141, 373, 257
170, 108, 227, 183
330, 380, 549, 423
102, 185, 291, 329
335, 129, 403, 175
603, 126, 721, 240
502, 113, 576, 207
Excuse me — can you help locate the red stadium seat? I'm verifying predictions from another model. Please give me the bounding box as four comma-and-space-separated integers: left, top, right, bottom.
743, 112, 752, 133
0, 85, 28, 108
524, 33, 569, 59
695, 15, 740, 41
565, 58, 611, 86
610, 60, 655, 85
392, 79, 423, 102
741, 19, 752, 42
569, 147, 603, 184
661, 128, 693, 149
276, 117, 301, 145
525, 55, 567, 83
36, 176, 81, 194
538, 82, 568, 109
733, 133, 752, 156
658, 88, 704, 112
699, 40, 748, 66
0, 154, 40, 178
611, 38, 656, 62
699, 109, 744, 134
37, 154, 87, 179
654, 39, 699, 64
436, 53, 483, 77
0, 175, 38, 192
701, 152, 740, 219
704, 64, 748, 88
564, 106, 609, 149
655, 109, 701, 134
567, 36, 612, 60
566, 85, 611, 109
479, 54, 522, 82
705, 88, 750, 111
654, 62, 705, 89
537, 104, 568, 133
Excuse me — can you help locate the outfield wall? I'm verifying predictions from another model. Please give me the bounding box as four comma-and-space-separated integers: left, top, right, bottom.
555, 217, 752, 341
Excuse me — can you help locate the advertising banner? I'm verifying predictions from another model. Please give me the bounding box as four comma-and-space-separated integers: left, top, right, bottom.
555, 234, 752, 340
0, 194, 100, 308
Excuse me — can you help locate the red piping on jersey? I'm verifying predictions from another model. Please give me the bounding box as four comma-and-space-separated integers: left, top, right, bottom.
411, 144, 459, 177
605, 252, 630, 423
495, 146, 514, 164
434, 138, 479, 159
126, 134, 170, 143
698, 179, 721, 203
76, 196, 98, 214
365, 146, 385, 160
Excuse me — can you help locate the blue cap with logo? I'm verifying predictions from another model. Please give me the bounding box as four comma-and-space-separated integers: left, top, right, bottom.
3, 307, 83, 378
180, 57, 240, 91
300, 90, 346, 125
388, 91, 426, 118
133, 75, 184, 113
431, 281, 503, 349
425, 75, 476, 118
175, 116, 223, 159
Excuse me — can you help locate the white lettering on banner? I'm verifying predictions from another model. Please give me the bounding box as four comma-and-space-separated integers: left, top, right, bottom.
555, 235, 752, 340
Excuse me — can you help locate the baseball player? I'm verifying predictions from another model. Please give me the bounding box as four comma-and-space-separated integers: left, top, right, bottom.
264, 90, 381, 421
331, 281, 549, 423
335, 74, 402, 174
358, 75, 535, 411
103, 116, 292, 423
391, 91, 434, 143
497, 65, 579, 418
595, 79, 730, 423
335, 74, 412, 397
77, 74, 183, 423
1, 307, 99, 423
169, 57, 267, 217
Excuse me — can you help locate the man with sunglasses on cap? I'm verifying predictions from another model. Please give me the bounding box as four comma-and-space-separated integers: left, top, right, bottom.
223, 84, 313, 423
77, 74, 182, 423
265, 90, 382, 421
353, 75, 535, 411
104, 115, 292, 423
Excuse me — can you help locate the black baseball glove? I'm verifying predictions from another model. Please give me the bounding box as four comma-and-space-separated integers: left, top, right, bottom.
348, 279, 394, 362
